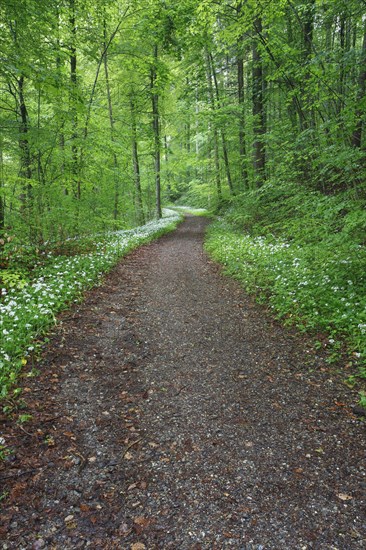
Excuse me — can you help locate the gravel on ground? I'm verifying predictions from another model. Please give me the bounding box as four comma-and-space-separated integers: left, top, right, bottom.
0, 215, 365, 549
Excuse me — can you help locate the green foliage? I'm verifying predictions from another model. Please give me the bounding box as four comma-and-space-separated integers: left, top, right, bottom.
0, 270, 29, 290
17, 413, 32, 424
359, 392, 366, 409
0, 444, 11, 462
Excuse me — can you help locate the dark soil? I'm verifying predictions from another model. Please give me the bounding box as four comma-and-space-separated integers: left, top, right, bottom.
1, 215, 365, 549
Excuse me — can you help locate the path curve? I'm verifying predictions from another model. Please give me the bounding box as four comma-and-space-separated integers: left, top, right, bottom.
1, 216, 365, 549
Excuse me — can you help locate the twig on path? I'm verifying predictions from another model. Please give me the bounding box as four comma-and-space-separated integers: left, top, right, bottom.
122, 438, 142, 458
40, 415, 62, 423
74, 450, 87, 472
0, 468, 37, 481
18, 425, 33, 437
175, 384, 189, 397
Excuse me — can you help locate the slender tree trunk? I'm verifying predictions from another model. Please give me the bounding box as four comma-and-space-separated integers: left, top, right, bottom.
209, 53, 234, 195
69, 0, 80, 200
164, 134, 174, 199
186, 121, 191, 153
337, 15, 345, 116
0, 143, 4, 235
205, 53, 222, 202
185, 118, 191, 184
18, 74, 33, 208
301, 0, 315, 129
151, 44, 162, 219
56, 9, 67, 195
103, 22, 120, 221
17, 75, 34, 240
213, 128, 221, 201
236, 2, 248, 189
18, 76, 32, 183
195, 87, 200, 157
130, 97, 145, 225
237, 51, 248, 189
252, 18, 266, 184
352, 19, 366, 149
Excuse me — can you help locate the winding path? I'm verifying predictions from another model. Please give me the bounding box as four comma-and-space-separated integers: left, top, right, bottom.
1, 216, 365, 549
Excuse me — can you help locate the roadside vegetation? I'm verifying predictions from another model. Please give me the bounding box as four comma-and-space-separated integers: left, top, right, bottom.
205, 183, 366, 404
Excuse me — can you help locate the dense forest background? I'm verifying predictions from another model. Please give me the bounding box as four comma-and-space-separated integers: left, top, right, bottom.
1, 0, 366, 394
1, 0, 365, 240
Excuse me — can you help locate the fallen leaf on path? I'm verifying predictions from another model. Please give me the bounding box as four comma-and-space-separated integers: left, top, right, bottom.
63, 431, 76, 440
124, 451, 133, 460
337, 493, 353, 501
133, 516, 151, 528
64, 515, 77, 529
80, 503, 90, 512
223, 532, 239, 539
131, 543, 146, 550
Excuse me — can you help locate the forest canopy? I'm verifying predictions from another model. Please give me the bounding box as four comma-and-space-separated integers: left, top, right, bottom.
1, 0, 365, 244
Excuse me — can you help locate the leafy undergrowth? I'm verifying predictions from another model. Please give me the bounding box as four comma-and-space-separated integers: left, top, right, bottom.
205, 182, 366, 401
169, 205, 211, 217
0, 209, 181, 399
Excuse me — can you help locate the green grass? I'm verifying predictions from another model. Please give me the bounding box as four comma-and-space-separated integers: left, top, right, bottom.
169, 205, 211, 217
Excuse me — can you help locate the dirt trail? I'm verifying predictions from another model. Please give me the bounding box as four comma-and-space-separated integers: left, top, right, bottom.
1, 215, 365, 549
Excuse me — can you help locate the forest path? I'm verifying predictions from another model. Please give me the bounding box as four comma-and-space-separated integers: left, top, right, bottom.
1, 216, 365, 549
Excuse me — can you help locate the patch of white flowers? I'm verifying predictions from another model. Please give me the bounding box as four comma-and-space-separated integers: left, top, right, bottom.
0, 210, 181, 396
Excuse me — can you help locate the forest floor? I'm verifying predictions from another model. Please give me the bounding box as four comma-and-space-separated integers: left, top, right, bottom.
0, 215, 365, 549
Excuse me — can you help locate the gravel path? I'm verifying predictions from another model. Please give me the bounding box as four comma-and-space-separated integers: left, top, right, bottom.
1, 215, 365, 549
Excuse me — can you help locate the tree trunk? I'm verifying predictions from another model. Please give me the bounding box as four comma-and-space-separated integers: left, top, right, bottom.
151, 45, 162, 219
130, 97, 145, 225
237, 52, 248, 189
252, 18, 266, 184
205, 52, 222, 202
209, 53, 234, 195
69, 0, 80, 200
352, 19, 366, 149
18, 76, 32, 183
103, 22, 120, 221
301, 0, 316, 129
18, 74, 33, 204
0, 143, 4, 235
56, 8, 67, 195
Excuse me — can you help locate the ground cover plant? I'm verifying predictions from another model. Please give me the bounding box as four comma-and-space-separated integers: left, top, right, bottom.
0, 210, 181, 400
169, 206, 210, 216
205, 182, 366, 400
